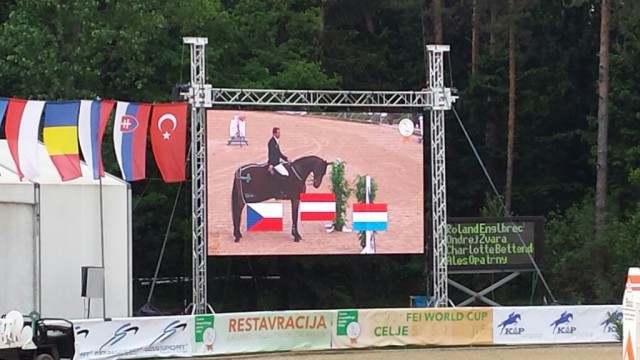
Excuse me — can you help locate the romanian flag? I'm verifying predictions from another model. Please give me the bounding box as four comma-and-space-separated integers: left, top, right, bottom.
247, 203, 283, 231
299, 193, 336, 221
43, 101, 81, 181
352, 203, 388, 231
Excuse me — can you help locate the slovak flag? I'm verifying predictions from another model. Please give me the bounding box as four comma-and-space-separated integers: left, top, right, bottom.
113, 101, 151, 181
352, 203, 388, 231
43, 101, 82, 181
0, 98, 8, 129
150, 103, 188, 183
5, 99, 46, 181
299, 193, 336, 221
247, 203, 283, 231
78, 100, 115, 179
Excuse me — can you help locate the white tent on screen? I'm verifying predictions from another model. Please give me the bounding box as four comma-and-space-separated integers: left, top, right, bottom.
0, 140, 131, 320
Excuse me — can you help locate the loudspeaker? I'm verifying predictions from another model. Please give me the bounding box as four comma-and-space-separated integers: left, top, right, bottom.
81, 266, 104, 298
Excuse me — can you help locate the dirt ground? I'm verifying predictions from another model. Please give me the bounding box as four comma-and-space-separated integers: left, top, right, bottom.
208, 344, 620, 360
206, 110, 424, 256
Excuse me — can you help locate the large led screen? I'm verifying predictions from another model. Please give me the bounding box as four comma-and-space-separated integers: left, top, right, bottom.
207, 110, 424, 255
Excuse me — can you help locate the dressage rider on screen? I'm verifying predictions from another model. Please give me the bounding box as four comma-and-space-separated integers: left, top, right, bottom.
268, 127, 289, 199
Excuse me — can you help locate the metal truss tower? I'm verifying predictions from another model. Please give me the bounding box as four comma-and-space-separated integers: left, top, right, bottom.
183, 37, 212, 314
427, 45, 455, 307
183, 38, 456, 312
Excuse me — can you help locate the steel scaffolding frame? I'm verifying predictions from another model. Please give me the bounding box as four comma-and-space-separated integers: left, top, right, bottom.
183, 38, 456, 313
184, 37, 211, 314
427, 45, 452, 308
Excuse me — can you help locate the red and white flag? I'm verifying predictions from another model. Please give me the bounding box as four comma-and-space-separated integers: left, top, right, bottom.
150, 103, 188, 183
299, 193, 336, 221
6, 99, 45, 181
248, 203, 283, 231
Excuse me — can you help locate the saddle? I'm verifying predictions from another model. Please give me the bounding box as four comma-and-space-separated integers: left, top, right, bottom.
235, 163, 289, 200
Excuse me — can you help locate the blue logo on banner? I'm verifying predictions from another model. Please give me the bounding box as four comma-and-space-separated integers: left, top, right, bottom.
149, 320, 188, 346
601, 310, 622, 333
99, 323, 140, 350
497, 312, 524, 335
550, 311, 575, 334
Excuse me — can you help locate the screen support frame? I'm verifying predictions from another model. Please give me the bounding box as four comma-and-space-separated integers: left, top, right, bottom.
183, 37, 457, 314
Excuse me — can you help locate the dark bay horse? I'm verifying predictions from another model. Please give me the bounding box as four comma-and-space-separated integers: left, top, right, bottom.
232, 155, 331, 242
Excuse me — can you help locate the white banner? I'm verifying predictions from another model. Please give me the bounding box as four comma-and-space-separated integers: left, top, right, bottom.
192, 311, 333, 356
493, 305, 621, 344
72, 316, 193, 360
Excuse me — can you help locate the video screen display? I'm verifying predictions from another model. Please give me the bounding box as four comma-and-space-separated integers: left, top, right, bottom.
206, 110, 424, 256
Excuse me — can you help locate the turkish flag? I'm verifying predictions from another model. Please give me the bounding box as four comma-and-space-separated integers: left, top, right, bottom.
150, 103, 188, 182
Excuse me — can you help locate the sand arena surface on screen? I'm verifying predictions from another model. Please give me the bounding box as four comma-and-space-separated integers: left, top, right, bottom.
206, 110, 424, 256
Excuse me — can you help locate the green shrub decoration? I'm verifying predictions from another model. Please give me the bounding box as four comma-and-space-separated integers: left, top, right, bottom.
355, 174, 377, 248
607, 311, 622, 341
329, 159, 352, 231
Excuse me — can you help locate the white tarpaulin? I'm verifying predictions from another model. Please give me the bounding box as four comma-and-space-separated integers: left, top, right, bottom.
73, 316, 193, 360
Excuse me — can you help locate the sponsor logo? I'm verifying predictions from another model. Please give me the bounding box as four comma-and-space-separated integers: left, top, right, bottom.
74, 326, 89, 338
601, 310, 622, 333
497, 312, 524, 335
149, 320, 188, 347
99, 323, 139, 350
550, 311, 575, 334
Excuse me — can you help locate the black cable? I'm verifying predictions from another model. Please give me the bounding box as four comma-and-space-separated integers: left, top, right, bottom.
451, 105, 557, 304
146, 180, 184, 304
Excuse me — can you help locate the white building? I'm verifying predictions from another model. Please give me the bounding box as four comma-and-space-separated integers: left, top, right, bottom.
0, 140, 131, 320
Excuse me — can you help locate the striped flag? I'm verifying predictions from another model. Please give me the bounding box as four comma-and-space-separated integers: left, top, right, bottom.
78, 100, 115, 179
113, 101, 151, 181
0, 98, 8, 129
352, 203, 388, 231
43, 101, 82, 181
5, 99, 45, 181
247, 203, 283, 231
299, 193, 336, 221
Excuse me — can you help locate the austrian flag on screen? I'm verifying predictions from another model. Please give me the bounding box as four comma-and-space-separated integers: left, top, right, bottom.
299, 193, 336, 221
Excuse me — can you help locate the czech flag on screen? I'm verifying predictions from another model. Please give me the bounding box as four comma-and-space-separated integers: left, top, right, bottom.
352, 203, 388, 231
113, 101, 151, 181
247, 203, 283, 231
299, 193, 336, 221
43, 101, 82, 181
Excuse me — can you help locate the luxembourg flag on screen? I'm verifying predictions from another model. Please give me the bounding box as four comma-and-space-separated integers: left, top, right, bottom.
300, 193, 336, 221
113, 101, 151, 181
247, 203, 283, 231
352, 203, 388, 231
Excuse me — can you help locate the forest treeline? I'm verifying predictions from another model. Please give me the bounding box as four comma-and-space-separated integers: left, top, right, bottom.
1, 0, 639, 311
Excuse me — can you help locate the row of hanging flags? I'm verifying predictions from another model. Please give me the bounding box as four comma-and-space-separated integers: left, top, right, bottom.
0, 98, 188, 183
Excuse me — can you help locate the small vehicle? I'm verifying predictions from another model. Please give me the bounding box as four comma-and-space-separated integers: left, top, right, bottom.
0, 311, 75, 360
